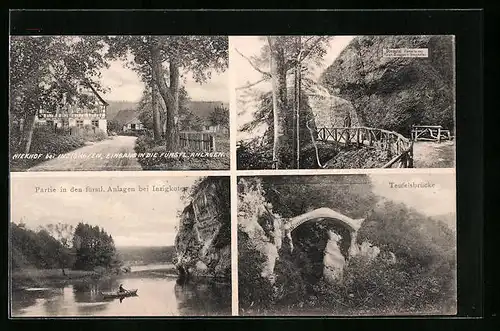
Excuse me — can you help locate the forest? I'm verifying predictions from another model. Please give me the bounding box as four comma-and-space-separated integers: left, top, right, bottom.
11, 222, 121, 274
238, 175, 456, 315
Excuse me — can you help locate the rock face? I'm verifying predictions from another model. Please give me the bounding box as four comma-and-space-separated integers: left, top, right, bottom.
323, 230, 346, 283
308, 85, 362, 128
174, 177, 231, 279
320, 35, 455, 135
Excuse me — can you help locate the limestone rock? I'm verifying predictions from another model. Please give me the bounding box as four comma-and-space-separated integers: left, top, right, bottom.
174, 177, 230, 279
320, 35, 455, 135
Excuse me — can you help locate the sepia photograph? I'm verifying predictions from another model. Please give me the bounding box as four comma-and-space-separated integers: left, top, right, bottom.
237, 173, 456, 316
9, 175, 231, 317
9, 35, 229, 172
233, 35, 455, 170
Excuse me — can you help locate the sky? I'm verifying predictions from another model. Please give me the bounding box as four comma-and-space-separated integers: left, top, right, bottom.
99, 58, 228, 103
10, 176, 203, 247
230, 36, 355, 140
369, 172, 456, 228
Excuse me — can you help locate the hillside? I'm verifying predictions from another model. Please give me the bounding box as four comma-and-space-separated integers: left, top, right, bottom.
320, 35, 455, 136
116, 246, 175, 265
106, 100, 228, 122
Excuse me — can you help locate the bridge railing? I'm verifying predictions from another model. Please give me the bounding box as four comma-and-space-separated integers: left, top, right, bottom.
316, 127, 414, 168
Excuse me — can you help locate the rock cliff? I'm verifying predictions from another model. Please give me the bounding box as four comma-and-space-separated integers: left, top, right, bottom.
320, 35, 455, 135
174, 177, 231, 279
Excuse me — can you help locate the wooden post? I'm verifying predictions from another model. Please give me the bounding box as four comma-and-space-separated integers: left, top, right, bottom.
200, 133, 205, 151
211, 135, 216, 152
437, 127, 441, 143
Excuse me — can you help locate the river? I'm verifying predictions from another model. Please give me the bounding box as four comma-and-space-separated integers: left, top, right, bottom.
10, 264, 231, 317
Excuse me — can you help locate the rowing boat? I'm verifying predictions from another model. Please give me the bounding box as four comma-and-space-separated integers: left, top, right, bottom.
101, 289, 138, 299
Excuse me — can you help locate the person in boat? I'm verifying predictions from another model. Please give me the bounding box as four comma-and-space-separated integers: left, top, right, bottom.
118, 284, 127, 293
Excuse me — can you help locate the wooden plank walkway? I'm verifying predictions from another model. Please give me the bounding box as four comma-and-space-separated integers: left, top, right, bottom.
316, 127, 414, 168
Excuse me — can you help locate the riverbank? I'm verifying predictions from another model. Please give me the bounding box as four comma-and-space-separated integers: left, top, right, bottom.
11, 265, 180, 290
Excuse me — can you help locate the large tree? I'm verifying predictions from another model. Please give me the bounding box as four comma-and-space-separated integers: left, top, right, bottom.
42, 223, 75, 275
10, 36, 108, 153
236, 36, 331, 169
107, 36, 228, 150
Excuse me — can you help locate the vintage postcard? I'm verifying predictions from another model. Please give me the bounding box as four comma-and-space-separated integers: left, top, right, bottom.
237, 173, 456, 316
233, 35, 455, 170
9, 175, 231, 317
9, 36, 229, 171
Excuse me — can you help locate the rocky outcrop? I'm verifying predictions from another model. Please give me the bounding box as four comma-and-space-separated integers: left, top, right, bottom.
307, 85, 362, 128
320, 35, 455, 135
174, 177, 230, 279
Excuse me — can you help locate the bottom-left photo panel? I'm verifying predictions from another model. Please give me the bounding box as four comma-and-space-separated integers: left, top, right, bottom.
9, 174, 231, 317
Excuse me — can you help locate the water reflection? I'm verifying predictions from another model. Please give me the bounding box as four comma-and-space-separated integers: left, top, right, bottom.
11, 269, 230, 317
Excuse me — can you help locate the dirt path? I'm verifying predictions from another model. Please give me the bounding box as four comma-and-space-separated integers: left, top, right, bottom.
28, 136, 142, 171
413, 141, 455, 168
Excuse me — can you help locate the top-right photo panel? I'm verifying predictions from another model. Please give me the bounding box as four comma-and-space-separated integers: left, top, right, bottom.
233, 35, 455, 170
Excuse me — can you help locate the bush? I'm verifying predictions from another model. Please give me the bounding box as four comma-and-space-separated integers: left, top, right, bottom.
10, 127, 86, 170
134, 135, 229, 170
78, 125, 108, 142
238, 231, 274, 312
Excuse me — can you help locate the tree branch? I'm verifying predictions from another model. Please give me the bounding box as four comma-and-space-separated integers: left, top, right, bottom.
235, 77, 269, 90
235, 48, 271, 77
299, 36, 328, 62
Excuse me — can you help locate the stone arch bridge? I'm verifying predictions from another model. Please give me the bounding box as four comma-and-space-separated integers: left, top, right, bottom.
281, 207, 365, 258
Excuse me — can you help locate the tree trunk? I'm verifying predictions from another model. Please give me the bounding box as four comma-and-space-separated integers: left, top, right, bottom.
150, 40, 180, 151
151, 72, 162, 141
166, 59, 180, 151
19, 113, 37, 153
268, 36, 289, 169
296, 60, 301, 169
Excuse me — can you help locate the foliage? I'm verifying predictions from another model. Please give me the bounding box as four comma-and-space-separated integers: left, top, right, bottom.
11, 223, 69, 270
72, 222, 119, 271
10, 125, 107, 171
238, 230, 274, 310
134, 133, 230, 170
136, 85, 191, 131
107, 119, 121, 133
208, 105, 229, 128
10, 36, 109, 152
259, 174, 378, 218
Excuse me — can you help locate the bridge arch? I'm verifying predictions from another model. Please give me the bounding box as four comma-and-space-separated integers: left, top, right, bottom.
284, 208, 365, 258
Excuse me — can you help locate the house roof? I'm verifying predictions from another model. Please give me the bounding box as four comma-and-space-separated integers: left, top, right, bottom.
106, 101, 140, 120
84, 81, 109, 106
113, 109, 141, 127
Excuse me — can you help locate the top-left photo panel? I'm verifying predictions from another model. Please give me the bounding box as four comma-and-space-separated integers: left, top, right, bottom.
9, 35, 230, 172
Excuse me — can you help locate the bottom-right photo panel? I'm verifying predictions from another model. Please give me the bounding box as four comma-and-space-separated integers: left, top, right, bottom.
237, 173, 456, 316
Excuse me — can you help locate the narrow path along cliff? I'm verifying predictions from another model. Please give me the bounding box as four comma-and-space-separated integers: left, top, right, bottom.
27, 136, 142, 171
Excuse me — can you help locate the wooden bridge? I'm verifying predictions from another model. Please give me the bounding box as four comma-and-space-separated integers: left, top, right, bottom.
411, 125, 452, 142
316, 126, 414, 168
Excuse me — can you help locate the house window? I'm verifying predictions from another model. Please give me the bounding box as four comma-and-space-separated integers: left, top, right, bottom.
205, 125, 210, 131
131, 124, 136, 130
46, 120, 54, 127
92, 120, 99, 127
76, 120, 84, 128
